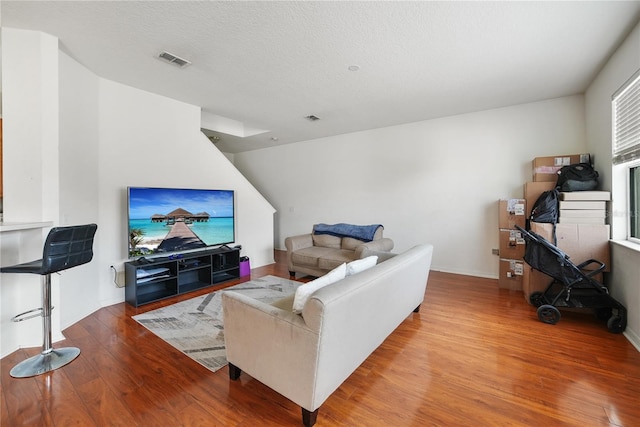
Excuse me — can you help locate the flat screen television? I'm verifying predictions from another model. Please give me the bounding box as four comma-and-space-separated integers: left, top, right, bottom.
127, 187, 235, 258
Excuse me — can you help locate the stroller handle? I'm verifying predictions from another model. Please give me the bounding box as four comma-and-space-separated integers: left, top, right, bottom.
576, 259, 606, 276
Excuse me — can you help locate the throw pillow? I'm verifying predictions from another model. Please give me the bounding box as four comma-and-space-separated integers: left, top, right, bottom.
346, 256, 378, 276
292, 263, 346, 314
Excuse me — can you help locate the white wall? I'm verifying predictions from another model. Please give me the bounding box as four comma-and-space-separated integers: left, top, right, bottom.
1, 29, 64, 353
585, 20, 640, 349
234, 95, 587, 278
1, 29, 59, 222
58, 51, 101, 327
1, 28, 275, 358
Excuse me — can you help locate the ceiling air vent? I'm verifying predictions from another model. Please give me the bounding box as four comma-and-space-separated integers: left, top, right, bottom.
305, 115, 321, 121
158, 51, 191, 68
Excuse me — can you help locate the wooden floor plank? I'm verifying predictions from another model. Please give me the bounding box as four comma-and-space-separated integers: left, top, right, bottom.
2, 256, 639, 426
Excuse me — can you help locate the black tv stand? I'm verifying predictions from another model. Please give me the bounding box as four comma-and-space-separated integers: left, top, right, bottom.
125, 246, 241, 307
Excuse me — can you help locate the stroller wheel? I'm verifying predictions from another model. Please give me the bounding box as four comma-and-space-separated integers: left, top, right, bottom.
607, 315, 627, 334
529, 291, 544, 307
537, 305, 561, 325
596, 307, 612, 321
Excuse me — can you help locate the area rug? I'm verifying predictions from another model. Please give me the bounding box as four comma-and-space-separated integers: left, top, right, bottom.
132, 275, 301, 373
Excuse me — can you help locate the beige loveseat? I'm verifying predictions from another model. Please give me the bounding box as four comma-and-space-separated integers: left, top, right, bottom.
285, 224, 394, 277
222, 243, 434, 426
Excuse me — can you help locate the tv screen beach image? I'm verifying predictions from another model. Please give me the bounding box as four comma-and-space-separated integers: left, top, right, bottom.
128, 187, 234, 257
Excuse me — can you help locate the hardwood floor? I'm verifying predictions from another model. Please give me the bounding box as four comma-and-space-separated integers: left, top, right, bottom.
2, 251, 639, 426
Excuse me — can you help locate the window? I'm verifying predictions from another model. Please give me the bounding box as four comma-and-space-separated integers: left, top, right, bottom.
631, 165, 640, 240
613, 70, 640, 164
613, 68, 640, 241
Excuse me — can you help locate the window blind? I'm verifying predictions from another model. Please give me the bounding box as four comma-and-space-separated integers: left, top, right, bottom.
613, 68, 640, 165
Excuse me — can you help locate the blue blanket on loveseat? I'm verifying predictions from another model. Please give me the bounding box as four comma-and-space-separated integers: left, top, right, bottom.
313, 223, 382, 242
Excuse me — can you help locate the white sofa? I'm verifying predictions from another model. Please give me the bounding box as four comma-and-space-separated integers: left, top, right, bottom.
221, 244, 434, 426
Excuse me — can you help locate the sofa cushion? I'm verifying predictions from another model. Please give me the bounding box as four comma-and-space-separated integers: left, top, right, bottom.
312, 233, 342, 249
291, 246, 339, 267
346, 255, 378, 276
292, 263, 346, 314
271, 294, 295, 311
341, 237, 364, 250
317, 250, 359, 270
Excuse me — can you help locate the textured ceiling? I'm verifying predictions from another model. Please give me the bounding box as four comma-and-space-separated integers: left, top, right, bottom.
2, 1, 640, 153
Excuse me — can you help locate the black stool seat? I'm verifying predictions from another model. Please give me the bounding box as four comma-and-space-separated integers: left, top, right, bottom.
1, 259, 48, 274
1, 223, 97, 378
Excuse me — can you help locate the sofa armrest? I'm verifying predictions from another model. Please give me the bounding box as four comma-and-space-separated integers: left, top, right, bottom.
285, 234, 315, 272
360, 250, 398, 263
355, 238, 394, 258
285, 233, 314, 252
221, 291, 321, 411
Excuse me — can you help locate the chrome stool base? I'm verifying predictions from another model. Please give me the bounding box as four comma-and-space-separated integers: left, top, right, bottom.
10, 347, 81, 378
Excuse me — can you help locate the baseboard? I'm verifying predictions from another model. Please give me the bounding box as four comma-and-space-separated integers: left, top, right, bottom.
624, 327, 640, 352
430, 266, 498, 280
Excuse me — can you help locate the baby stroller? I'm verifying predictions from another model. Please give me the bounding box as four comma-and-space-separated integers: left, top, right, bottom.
515, 225, 627, 333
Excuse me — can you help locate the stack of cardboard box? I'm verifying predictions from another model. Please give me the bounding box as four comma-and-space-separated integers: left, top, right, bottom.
498, 198, 526, 290
558, 191, 609, 225
520, 154, 610, 302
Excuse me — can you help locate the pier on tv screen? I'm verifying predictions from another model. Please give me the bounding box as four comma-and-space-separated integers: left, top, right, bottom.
127, 187, 235, 258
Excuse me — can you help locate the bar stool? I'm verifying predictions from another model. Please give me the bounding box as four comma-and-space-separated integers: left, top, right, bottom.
1, 223, 97, 378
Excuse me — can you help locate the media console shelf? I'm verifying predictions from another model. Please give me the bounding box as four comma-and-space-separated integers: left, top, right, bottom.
125, 247, 240, 307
